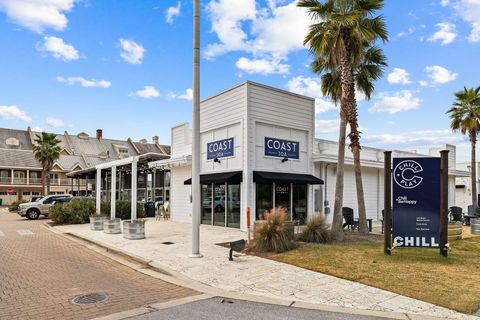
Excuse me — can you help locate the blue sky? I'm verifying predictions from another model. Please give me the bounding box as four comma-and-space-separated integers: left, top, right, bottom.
0, 0, 479, 161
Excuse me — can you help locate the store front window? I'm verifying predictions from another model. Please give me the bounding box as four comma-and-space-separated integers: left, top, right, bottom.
256, 182, 308, 224
201, 182, 241, 229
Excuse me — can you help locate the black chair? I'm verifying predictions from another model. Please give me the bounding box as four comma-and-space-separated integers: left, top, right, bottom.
342, 207, 357, 230
449, 206, 464, 223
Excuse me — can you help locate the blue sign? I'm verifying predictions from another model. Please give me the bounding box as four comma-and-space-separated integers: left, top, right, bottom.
207, 138, 234, 160
264, 137, 300, 159
392, 157, 440, 248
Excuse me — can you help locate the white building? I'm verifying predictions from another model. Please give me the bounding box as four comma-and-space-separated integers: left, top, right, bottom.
455, 162, 479, 212
147, 81, 470, 231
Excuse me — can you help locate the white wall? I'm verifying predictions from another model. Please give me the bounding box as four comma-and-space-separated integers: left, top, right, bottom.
200, 122, 243, 174
170, 165, 192, 223
171, 123, 191, 158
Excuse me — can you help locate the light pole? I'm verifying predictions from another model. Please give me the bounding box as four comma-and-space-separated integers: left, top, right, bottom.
190, 0, 202, 258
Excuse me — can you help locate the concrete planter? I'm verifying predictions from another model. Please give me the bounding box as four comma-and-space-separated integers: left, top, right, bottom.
471, 218, 480, 235
104, 218, 121, 234
448, 222, 462, 241
89, 216, 105, 231
123, 220, 145, 240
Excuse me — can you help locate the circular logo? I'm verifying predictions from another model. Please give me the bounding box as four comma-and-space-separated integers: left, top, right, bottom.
394, 160, 424, 189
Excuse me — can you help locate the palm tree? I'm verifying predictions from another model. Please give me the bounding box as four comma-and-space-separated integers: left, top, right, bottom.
33, 132, 61, 195
299, 0, 388, 240
447, 86, 480, 207
313, 45, 387, 234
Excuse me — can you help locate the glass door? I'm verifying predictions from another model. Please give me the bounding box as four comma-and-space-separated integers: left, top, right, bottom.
227, 184, 240, 228
275, 183, 291, 216
293, 184, 308, 225
213, 184, 226, 226
201, 184, 212, 225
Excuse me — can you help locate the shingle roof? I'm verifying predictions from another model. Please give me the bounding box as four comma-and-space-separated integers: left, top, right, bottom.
0, 129, 33, 150
0, 149, 41, 169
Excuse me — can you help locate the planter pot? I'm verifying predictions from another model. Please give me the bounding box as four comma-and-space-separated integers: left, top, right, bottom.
123, 220, 145, 240
89, 216, 105, 231
471, 218, 480, 235
448, 222, 462, 241
104, 218, 121, 234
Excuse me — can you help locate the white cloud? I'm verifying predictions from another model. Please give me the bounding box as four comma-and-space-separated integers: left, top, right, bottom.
396, 26, 415, 38
387, 68, 412, 85
364, 129, 463, 146
46, 117, 70, 128
315, 119, 340, 134
369, 90, 421, 114
134, 86, 160, 99
119, 39, 145, 64
204, 0, 310, 60
286, 76, 336, 114
32, 126, 43, 132
0, 0, 75, 33
452, 0, 480, 42
168, 88, 193, 101
0, 105, 32, 122
419, 80, 429, 87
424, 65, 458, 84
37, 36, 79, 61
56, 76, 111, 88
441, 0, 450, 7
236, 56, 289, 74
428, 22, 457, 45
166, 1, 181, 24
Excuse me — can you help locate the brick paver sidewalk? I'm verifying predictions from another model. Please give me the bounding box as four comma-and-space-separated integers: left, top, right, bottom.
0, 209, 197, 320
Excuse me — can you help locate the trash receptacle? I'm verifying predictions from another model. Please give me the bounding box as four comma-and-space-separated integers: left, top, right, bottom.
144, 202, 155, 217
0, 199, 3, 206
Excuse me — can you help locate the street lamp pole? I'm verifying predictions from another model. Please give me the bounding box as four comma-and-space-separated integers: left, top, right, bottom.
190, 0, 202, 258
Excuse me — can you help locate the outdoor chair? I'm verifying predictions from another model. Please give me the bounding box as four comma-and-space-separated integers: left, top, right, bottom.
163, 201, 170, 220
465, 205, 480, 225
448, 206, 464, 224
342, 207, 357, 230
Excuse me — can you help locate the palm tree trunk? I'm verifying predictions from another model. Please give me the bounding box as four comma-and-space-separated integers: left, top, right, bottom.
347, 84, 368, 234
331, 114, 347, 241
41, 170, 46, 196
471, 132, 477, 206
46, 171, 51, 195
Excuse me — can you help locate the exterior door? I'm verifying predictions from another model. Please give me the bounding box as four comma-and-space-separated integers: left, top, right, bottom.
275, 183, 291, 214
227, 184, 240, 228
201, 184, 212, 225
213, 184, 226, 226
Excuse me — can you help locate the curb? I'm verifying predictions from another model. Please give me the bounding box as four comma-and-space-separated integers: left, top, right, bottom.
45, 224, 466, 320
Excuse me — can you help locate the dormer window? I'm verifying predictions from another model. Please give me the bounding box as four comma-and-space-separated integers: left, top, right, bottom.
77, 132, 89, 140
5, 137, 19, 146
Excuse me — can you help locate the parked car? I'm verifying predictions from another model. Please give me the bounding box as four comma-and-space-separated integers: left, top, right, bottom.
18, 194, 73, 220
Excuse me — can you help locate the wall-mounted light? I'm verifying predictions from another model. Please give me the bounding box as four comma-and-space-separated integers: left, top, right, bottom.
281, 157, 289, 163
214, 157, 221, 164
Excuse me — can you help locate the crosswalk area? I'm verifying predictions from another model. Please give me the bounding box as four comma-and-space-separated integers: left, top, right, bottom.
0, 228, 37, 237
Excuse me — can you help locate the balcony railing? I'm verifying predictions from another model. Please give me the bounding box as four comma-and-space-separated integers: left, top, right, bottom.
0, 177, 86, 186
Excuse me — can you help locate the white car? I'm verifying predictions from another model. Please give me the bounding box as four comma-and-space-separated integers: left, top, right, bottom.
18, 194, 72, 220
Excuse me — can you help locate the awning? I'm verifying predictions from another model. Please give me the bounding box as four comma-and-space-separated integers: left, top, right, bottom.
184, 171, 243, 185
253, 171, 324, 185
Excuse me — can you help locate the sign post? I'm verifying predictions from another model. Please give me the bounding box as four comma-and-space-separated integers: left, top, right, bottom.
384, 151, 392, 255
440, 150, 449, 257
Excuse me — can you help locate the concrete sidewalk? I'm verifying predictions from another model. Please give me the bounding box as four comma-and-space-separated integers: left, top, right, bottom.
54, 219, 478, 320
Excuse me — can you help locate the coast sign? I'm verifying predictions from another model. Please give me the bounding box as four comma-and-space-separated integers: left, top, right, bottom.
392, 158, 441, 248
207, 138, 234, 160
264, 137, 299, 159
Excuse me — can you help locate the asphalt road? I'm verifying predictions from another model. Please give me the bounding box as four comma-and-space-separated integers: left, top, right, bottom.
129, 297, 392, 320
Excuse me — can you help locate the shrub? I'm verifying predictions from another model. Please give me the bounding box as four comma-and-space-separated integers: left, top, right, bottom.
298, 215, 330, 243
100, 200, 145, 220
8, 199, 28, 212
253, 207, 294, 253
49, 199, 96, 224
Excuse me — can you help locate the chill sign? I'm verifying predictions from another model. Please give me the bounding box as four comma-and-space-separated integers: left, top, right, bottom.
392, 157, 441, 248
207, 138, 234, 160
264, 137, 299, 159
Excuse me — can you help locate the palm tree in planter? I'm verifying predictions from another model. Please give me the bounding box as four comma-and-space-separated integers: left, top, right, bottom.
447, 86, 480, 207
32, 132, 61, 196
312, 45, 387, 234
299, 0, 388, 239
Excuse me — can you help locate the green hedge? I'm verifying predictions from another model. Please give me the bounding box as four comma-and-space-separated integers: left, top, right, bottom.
100, 200, 145, 220
8, 199, 28, 212
49, 199, 96, 224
